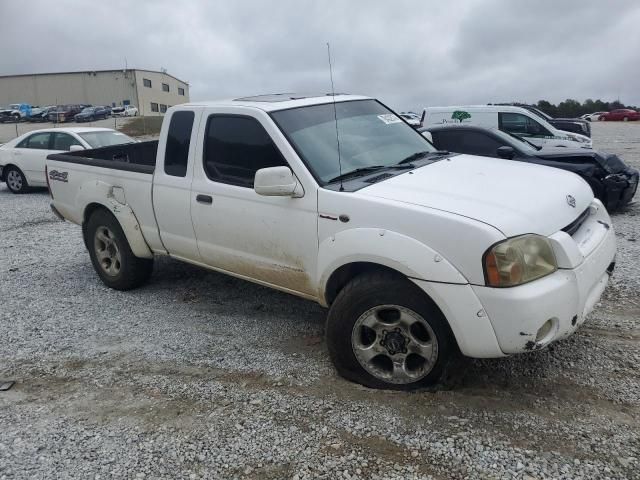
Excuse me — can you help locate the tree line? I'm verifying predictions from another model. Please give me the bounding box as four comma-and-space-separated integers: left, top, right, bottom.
534, 99, 638, 118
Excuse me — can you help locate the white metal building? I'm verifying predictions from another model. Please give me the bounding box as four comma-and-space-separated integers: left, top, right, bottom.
0, 69, 190, 116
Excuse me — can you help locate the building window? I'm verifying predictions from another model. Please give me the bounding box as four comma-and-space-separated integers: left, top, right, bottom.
178, 87, 185, 96
203, 115, 287, 188
164, 111, 195, 177
143, 78, 152, 88
162, 83, 170, 92
160, 104, 167, 113
151, 102, 159, 112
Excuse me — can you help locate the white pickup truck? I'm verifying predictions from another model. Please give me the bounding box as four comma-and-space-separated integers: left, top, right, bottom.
45, 93, 616, 390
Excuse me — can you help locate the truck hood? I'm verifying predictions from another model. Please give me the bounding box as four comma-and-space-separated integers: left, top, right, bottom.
360, 154, 593, 237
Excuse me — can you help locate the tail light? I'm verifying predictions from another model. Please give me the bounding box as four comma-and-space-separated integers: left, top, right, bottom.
45, 165, 53, 199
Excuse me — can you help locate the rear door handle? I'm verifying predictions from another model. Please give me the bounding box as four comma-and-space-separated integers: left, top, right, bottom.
196, 194, 213, 204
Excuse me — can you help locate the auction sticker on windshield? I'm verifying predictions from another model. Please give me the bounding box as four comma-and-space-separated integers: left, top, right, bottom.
377, 114, 402, 124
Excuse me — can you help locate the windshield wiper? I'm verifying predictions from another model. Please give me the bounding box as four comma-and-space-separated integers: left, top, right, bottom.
397, 150, 450, 165
328, 163, 415, 184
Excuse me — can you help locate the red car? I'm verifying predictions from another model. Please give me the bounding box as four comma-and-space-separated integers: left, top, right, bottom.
599, 109, 640, 121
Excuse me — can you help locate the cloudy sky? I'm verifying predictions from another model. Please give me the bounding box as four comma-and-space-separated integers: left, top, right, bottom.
2, 0, 639, 111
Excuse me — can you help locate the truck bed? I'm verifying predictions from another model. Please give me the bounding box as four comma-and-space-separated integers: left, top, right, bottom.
47, 140, 158, 174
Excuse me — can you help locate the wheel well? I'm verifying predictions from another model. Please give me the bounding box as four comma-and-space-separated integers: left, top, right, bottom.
324, 262, 405, 306
82, 203, 111, 249
1, 164, 19, 181
324, 261, 460, 352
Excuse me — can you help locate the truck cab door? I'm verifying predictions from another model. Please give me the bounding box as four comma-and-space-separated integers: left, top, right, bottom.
190, 108, 319, 298
152, 108, 203, 261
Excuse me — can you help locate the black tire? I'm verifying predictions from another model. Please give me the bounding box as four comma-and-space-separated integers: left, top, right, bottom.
12, 114, 20, 123
86, 209, 153, 290
326, 270, 455, 390
4, 166, 29, 194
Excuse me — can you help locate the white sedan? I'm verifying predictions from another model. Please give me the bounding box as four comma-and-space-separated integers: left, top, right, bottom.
581, 112, 606, 122
0, 127, 135, 193
112, 105, 139, 117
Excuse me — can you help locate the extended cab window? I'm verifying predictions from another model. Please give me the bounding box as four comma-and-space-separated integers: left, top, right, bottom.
52, 133, 82, 151
17, 132, 51, 149
203, 116, 287, 188
164, 111, 195, 177
499, 112, 551, 138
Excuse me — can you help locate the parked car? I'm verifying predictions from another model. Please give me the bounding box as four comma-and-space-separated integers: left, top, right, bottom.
599, 109, 640, 121
49, 105, 83, 123
581, 112, 607, 122
74, 106, 110, 122
0, 103, 32, 123
494, 103, 591, 138
399, 112, 422, 128
420, 124, 638, 211
45, 94, 616, 390
423, 105, 592, 148
27, 106, 56, 123
111, 105, 138, 117
0, 127, 135, 193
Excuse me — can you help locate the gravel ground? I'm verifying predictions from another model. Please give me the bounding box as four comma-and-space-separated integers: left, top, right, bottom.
1, 122, 639, 479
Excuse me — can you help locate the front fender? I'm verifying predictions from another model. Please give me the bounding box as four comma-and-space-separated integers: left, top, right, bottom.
317, 228, 468, 305
79, 181, 153, 259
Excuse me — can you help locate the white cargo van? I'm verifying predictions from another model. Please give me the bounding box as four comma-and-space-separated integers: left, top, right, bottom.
423, 105, 592, 149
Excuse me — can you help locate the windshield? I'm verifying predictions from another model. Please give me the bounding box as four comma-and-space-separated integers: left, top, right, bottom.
81, 108, 95, 113
78, 131, 135, 148
271, 100, 435, 185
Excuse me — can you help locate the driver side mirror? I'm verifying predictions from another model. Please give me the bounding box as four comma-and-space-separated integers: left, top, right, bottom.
254, 166, 303, 197
69, 144, 85, 152
496, 146, 515, 159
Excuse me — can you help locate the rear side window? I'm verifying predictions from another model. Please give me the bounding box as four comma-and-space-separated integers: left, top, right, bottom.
432, 130, 503, 157
203, 116, 287, 188
17, 132, 51, 149
164, 111, 195, 177
52, 133, 82, 151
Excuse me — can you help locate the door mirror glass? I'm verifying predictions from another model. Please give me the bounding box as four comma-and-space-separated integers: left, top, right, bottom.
496, 146, 515, 159
254, 166, 302, 197
69, 144, 85, 152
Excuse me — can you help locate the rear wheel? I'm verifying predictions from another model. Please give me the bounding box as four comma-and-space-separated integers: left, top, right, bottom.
86, 209, 153, 290
5, 166, 29, 194
326, 270, 455, 390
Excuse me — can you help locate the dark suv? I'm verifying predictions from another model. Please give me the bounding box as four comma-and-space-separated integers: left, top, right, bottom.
48, 105, 83, 123
493, 103, 591, 138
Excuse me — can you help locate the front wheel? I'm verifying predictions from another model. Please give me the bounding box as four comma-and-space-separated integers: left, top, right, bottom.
86, 209, 153, 290
5, 166, 29, 194
623, 116, 629, 122
326, 271, 455, 390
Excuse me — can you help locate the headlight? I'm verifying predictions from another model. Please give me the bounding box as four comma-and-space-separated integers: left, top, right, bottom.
483, 234, 557, 287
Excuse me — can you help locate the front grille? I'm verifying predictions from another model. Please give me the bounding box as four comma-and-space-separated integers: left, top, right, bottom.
562, 208, 590, 236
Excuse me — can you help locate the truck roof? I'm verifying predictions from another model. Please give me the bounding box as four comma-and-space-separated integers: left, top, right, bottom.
424, 105, 535, 114
179, 93, 371, 112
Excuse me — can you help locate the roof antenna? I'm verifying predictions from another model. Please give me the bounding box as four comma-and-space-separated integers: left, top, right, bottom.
327, 42, 344, 192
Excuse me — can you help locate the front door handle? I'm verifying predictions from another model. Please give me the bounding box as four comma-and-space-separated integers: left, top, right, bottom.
196, 194, 213, 205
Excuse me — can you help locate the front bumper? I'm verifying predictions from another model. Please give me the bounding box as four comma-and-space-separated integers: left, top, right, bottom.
413, 205, 616, 358
604, 170, 639, 209
472, 220, 616, 354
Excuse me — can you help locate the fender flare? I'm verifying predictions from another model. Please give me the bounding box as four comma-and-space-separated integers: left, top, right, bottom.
80, 181, 153, 259
317, 228, 468, 305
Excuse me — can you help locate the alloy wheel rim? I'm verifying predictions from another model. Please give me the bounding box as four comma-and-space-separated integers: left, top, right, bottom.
94, 226, 122, 276
7, 170, 22, 190
351, 304, 438, 384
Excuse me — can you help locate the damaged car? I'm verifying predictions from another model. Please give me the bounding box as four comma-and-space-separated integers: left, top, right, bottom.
420, 124, 638, 210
